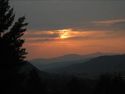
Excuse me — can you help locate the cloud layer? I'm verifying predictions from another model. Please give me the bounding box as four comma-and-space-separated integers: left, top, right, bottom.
9, 0, 125, 59
11, 0, 125, 31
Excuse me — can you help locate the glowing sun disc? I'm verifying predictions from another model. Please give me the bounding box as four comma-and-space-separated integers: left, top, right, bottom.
59, 29, 71, 39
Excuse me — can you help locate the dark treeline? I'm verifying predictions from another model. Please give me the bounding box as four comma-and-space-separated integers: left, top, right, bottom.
39, 73, 125, 94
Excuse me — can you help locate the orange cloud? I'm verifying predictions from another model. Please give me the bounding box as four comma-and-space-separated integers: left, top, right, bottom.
24, 28, 123, 44
92, 18, 125, 25
23, 28, 125, 60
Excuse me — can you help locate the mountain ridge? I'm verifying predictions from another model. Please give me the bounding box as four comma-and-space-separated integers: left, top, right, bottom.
30, 52, 108, 70
47, 54, 125, 76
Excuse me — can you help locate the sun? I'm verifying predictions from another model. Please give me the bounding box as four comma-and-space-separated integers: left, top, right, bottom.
58, 29, 71, 39
60, 31, 69, 39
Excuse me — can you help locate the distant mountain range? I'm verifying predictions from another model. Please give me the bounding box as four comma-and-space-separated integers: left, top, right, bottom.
30, 53, 125, 74
30, 52, 107, 70
30, 53, 125, 78
50, 54, 125, 76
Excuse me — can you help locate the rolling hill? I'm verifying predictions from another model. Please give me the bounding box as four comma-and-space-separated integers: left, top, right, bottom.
46, 54, 125, 77
30, 52, 105, 71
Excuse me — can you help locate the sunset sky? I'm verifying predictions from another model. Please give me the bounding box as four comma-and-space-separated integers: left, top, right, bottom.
11, 0, 125, 60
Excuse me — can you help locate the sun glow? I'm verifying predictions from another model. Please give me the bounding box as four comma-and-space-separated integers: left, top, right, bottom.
58, 29, 72, 39
25, 28, 125, 59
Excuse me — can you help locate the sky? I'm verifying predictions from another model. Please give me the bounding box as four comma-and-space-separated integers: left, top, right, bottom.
10, 0, 125, 60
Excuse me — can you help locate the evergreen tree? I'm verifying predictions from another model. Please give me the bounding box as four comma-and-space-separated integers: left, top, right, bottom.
26, 69, 47, 94
94, 74, 112, 94
67, 77, 82, 94
0, 0, 28, 64
0, 0, 28, 93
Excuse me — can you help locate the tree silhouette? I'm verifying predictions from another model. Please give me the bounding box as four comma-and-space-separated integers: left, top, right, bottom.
67, 77, 83, 94
111, 74, 125, 94
94, 74, 125, 94
0, 0, 28, 93
0, 0, 28, 63
26, 69, 47, 94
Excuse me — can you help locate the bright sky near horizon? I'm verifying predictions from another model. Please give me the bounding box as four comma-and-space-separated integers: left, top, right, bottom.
10, 0, 125, 59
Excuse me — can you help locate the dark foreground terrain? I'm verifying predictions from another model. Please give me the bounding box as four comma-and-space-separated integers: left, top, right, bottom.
29, 54, 125, 94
